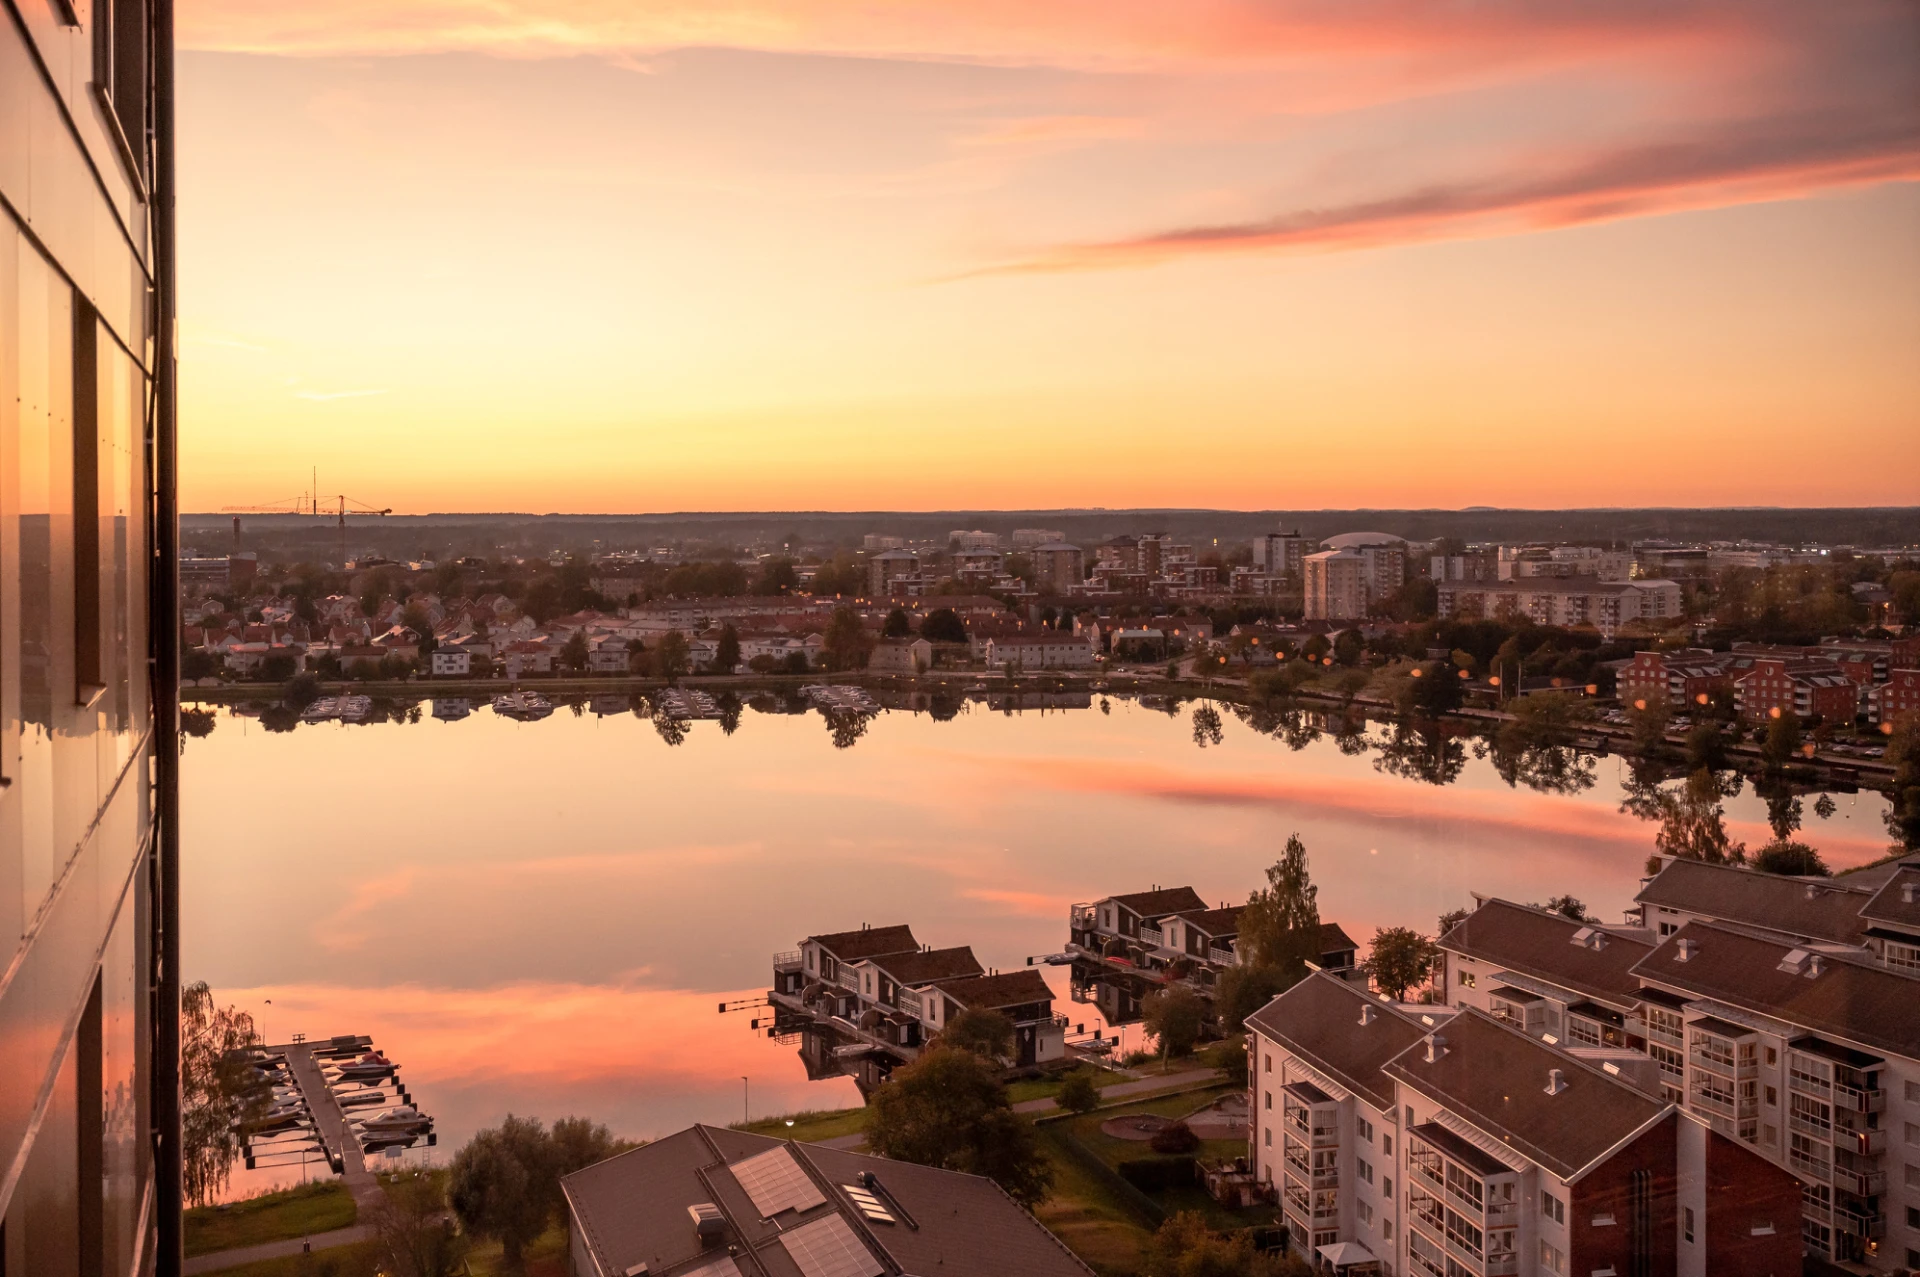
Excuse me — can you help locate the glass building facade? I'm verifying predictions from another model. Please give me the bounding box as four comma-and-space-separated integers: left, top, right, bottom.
3, 0, 177, 1273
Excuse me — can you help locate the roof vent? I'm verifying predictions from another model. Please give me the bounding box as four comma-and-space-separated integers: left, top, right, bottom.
1805, 954, 1826, 979
1778, 947, 1811, 975
1359, 1005, 1377, 1026
1570, 926, 1603, 950
687, 1202, 725, 1242
1804, 884, 1823, 900
1545, 1068, 1568, 1096
1674, 938, 1696, 963
1424, 1033, 1447, 1063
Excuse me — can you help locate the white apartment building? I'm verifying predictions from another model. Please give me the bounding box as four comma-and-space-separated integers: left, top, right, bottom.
1434, 579, 1682, 639
985, 632, 1096, 669
1031, 542, 1086, 593
1305, 550, 1371, 621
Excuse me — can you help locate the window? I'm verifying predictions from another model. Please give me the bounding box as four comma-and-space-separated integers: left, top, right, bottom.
1383, 1134, 1392, 1157
1382, 1176, 1391, 1200
1264, 1054, 1272, 1073
1765, 1085, 1777, 1107
1539, 1240, 1565, 1274
1907, 1081, 1920, 1104
1766, 1046, 1778, 1066
1405, 1106, 1415, 1127
1907, 1206, 1920, 1230
1458, 971, 1476, 988
72, 300, 103, 706
1592, 1211, 1616, 1227
1887, 942, 1920, 972
1265, 1092, 1272, 1110
1264, 1128, 1271, 1147
1357, 1116, 1373, 1143
1906, 1122, 1920, 1148
1356, 1200, 1372, 1227
1542, 1191, 1565, 1225
1383, 1220, 1393, 1243
1906, 1163, 1920, 1189
1684, 1207, 1695, 1243
1357, 1158, 1373, 1185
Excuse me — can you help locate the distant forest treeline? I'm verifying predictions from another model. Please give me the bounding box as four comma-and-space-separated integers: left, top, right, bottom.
183, 507, 1920, 564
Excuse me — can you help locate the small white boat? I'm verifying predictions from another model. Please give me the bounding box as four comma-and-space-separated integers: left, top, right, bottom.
353, 1105, 432, 1136
300, 697, 340, 722
337, 695, 374, 723
490, 691, 553, 719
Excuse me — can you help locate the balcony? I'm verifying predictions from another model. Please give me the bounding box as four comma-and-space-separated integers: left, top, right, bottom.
1789, 1146, 1831, 1182
835, 967, 863, 993
1689, 1047, 1756, 1078
1788, 1110, 1832, 1140
1837, 1205, 1885, 1239
773, 950, 801, 971
1070, 904, 1098, 930
1139, 925, 1165, 948
1832, 1160, 1885, 1198
895, 988, 923, 1018
1207, 946, 1236, 966
1834, 1081, 1885, 1114
1690, 1089, 1736, 1121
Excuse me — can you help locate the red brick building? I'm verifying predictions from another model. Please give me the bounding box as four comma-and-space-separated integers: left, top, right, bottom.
1870, 669, 1920, 726
1619, 650, 1731, 710
1729, 655, 1859, 724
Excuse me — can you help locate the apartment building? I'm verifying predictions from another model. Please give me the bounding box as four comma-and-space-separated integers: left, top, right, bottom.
1435, 579, 1682, 639
1247, 975, 1802, 1276
867, 548, 922, 598
4, 0, 179, 1271
1870, 670, 1920, 725
1254, 530, 1310, 579
1729, 654, 1861, 724
984, 631, 1095, 669
1616, 650, 1732, 710
1305, 550, 1371, 621
1029, 541, 1085, 592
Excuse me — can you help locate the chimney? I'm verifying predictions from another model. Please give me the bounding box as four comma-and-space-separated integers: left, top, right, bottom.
1674, 938, 1696, 963
1359, 1005, 1377, 1026
1806, 955, 1826, 979
1545, 1068, 1568, 1096
1424, 1033, 1447, 1063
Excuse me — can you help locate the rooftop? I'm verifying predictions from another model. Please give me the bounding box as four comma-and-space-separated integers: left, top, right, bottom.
864, 946, 984, 986
1108, 886, 1209, 918
1245, 972, 1431, 1111
809, 925, 922, 963
937, 969, 1056, 1012
1858, 866, 1920, 940
1439, 899, 1654, 1012
1636, 858, 1870, 947
1384, 1009, 1669, 1182
1630, 920, 1920, 1062
563, 1125, 1094, 1277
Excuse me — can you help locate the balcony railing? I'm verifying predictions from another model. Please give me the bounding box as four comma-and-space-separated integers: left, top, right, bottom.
1690, 1090, 1736, 1120
835, 968, 862, 993
1207, 946, 1236, 965
1832, 1162, 1886, 1198
1139, 926, 1165, 948
895, 988, 923, 1018
773, 951, 801, 970
1837, 1205, 1885, 1239
1834, 1081, 1884, 1114
1789, 1146, 1831, 1182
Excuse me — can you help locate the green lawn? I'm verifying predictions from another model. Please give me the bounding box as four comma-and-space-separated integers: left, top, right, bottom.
1033, 1129, 1157, 1277
184, 1181, 357, 1258
732, 1105, 870, 1144
184, 1239, 380, 1277
1006, 1069, 1125, 1105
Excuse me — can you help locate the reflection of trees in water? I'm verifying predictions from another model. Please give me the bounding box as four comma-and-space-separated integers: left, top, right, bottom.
1373, 720, 1467, 786
181, 706, 216, 744
717, 691, 743, 735
823, 707, 875, 749
1620, 768, 1746, 866
1754, 774, 1803, 841
1098, 697, 1110, 716
1332, 712, 1370, 756
259, 705, 299, 733
1479, 733, 1596, 795
1191, 704, 1223, 748
651, 712, 688, 747
927, 693, 962, 722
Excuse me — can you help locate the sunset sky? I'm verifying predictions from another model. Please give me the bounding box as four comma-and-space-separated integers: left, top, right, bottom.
175, 1, 1920, 514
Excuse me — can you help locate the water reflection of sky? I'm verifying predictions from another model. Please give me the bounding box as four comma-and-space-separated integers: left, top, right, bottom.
184, 697, 1893, 1194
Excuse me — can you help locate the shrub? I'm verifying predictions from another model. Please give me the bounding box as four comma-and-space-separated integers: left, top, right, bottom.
1056, 1071, 1101, 1115
1149, 1120, 1200, 1155
1118, 1156, 1197, 1191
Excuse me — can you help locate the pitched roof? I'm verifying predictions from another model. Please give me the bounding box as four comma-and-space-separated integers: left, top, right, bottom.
1383, 1008, 1669, 1181
1244, 972, 1430, 1111
1173, 906, 1245, 938
1858, 866, 1920, 940
1635, 858, 1871, 946
1629, 920, 1920, 1062
1109, 886, 1209, 918
1439, 899, 1654, 1011
809, 924, 921, 962
865, 946, 985, 986
937, 969, 1056, 1012
1317, 921, 1359, 955
562, 1125, 1093, 1277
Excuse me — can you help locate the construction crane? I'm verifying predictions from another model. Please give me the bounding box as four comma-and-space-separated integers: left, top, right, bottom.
221, 484, 393, 566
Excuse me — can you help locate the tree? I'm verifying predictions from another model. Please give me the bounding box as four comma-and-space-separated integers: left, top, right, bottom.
182, 648, 219, 681
822, 606, 873, 671
755, 558, 799, 596
715, 623, 741, 674
448, 1114, 555, 1269
561, 630, 590, 673
1437, 907, 1470, 939
1887, 715, 1920, 851
865, 1046, 1052, 1206
182, 983, 263, 1206
655, 630, 691, 682
1237, 834, 1320, 973
1626, 697, 1671, 755
369, 1167, 467, 1277
1532, 894, 1591, 921
942, 1008, 1015, 1061
1763, 712, 1802, 770
921, 607, 968, 644
1149, 1120, 1200, 1154
1624, 769, 1747, 865
1145, 1212, 1312, 1277
1057, 1070, 1101, 1115
1368, 927, 1437, 1001
1142, 986, 1206, 1062
1213, 963, 1296, 1032
1409, 661, 1463, 716
1753, 840, 1830, 876
883, 607, 912, 638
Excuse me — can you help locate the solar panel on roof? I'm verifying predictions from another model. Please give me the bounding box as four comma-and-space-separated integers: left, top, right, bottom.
729, 1146, 826, 1218
780, 1214, 884, 1277
840, 1185, 895, 1224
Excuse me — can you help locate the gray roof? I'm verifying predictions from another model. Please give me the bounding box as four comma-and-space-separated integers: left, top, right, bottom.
1244, 972, 1431, 1110
562, 1125, 1093, 1277
1629, 920, 1920, 1063
937, 969, 1055, 1012
1384, 1009, 1670, 1182
1439, 899, 1654, 1012
1858, 866, 1920, 940
865, 946, 984, 986
809, 925, 921, 963
1636, 858, 1871, 946
1108, 886, 1209, 919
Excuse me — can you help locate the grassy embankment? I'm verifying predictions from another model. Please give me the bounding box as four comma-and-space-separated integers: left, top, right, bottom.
184, 1181, 357, 1258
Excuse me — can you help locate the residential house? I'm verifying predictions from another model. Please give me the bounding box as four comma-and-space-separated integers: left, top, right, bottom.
501, 640, 555, 677
984, 632, 1095, 670
430, 650, 471, 677
932, 970, 1067, 1066
869, 637, 933, 674
561, 1127, 1096, 1277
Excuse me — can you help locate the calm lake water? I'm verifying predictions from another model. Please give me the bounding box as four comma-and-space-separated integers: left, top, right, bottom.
183, 692, 1894, 1196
